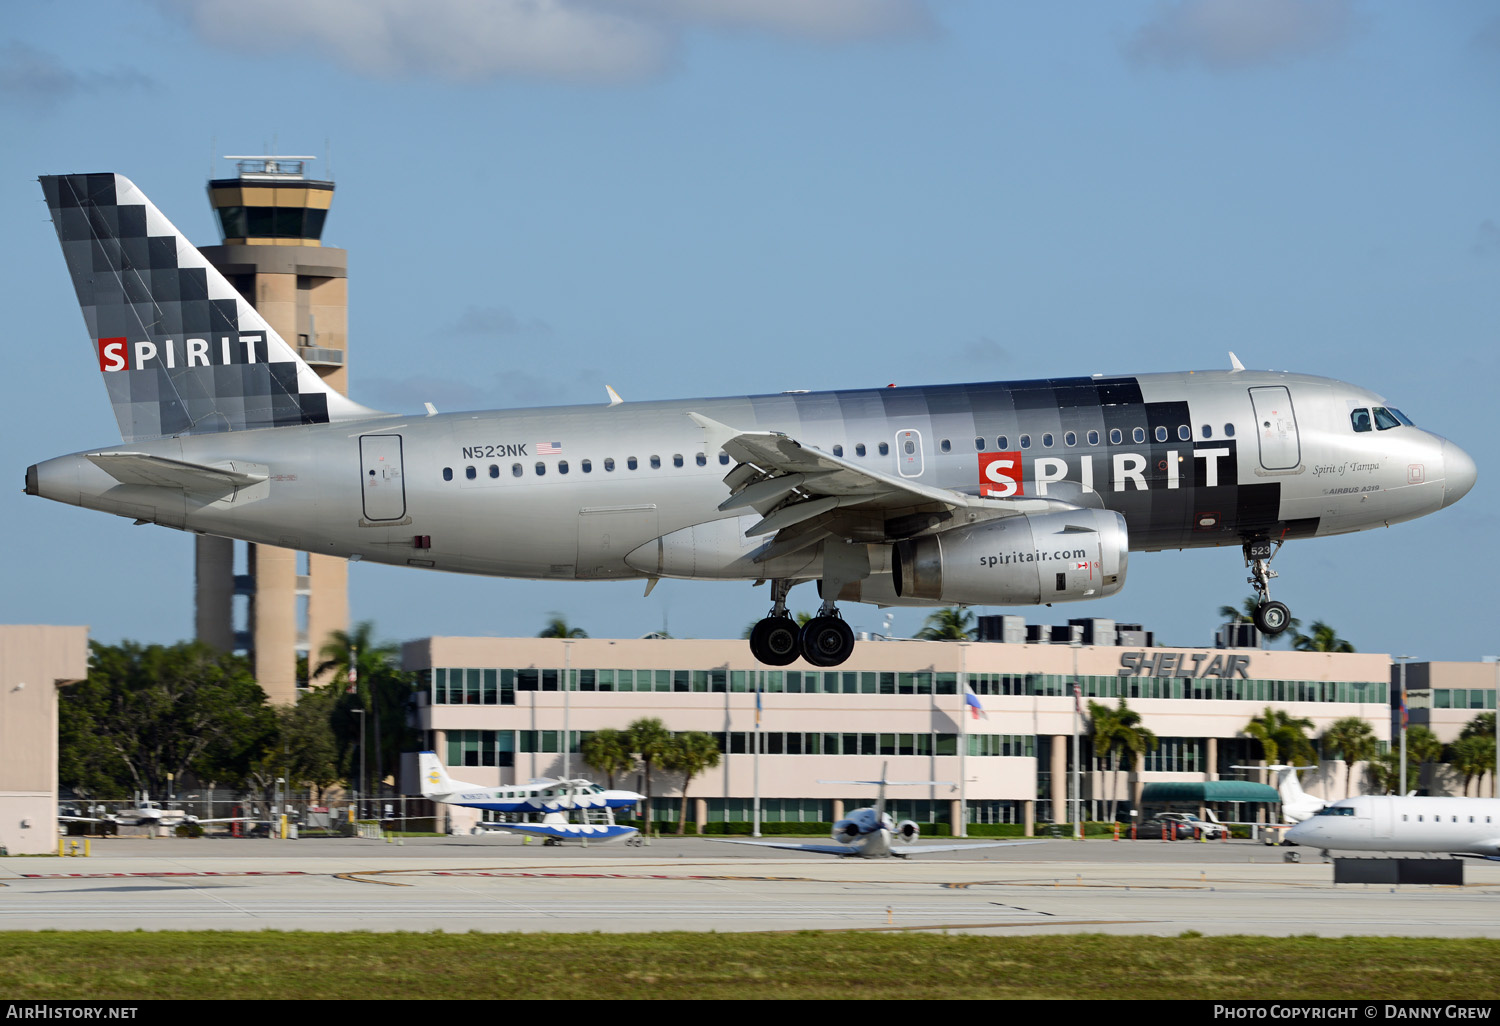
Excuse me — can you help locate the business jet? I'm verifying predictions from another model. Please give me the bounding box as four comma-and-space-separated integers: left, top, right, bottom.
711, 763, 1043, 858
1285, 796, 1500, 861
1234, 764, 1328, 823
417, 751, 642, 843
26, 173, 1477, 666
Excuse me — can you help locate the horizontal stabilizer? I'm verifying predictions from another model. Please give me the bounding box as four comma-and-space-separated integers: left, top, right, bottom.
86, 451, 266, 495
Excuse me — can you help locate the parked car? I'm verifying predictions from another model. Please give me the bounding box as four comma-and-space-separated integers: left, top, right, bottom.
1136, 812, 1230, 840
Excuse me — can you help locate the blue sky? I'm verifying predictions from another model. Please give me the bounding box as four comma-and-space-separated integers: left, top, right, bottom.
2, 0, 1496, 660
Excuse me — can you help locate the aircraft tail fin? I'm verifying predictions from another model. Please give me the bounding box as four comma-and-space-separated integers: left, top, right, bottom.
418, 751, 461, 799
39, 173, 385, 443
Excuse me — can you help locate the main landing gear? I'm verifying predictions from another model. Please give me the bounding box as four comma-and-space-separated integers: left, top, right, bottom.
747, 579, 857, 667
1244, 537, 1292, 636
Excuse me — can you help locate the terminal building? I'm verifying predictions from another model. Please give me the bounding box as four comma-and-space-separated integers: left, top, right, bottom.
402, 620, 1419, 834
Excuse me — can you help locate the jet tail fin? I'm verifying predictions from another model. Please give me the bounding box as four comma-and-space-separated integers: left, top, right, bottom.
39, 173, 385, 442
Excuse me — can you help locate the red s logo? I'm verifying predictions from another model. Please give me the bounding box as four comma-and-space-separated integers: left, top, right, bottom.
98, 337, 129, 372
979, 451, 1023, 497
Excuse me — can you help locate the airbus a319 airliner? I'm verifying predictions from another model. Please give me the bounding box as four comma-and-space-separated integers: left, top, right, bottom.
25, 174, 1477, 666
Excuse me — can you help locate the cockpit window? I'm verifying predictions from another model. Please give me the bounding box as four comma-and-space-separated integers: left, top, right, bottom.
1314, 805, 1355, 817
1373, 407, 1401, 431
1350, 408, 1371, 433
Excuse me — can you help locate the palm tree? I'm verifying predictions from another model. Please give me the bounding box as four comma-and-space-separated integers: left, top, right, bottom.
1405, 725, 1443, 791
663, 731, 722, 835
314, 621, 400, 801
626, 717, 674, 835
537, 614, 587, 639
1458, 713, 1497, 798
1368, 749, 1402, 795
1291, 621, 1355, 653
1321, 717, 1377, 797
580, 728, 634, 789
914, 607, 974, 640
1451, 735, 1496, 797
1243, 707, 1316, 768
1088, 698, 1158, 821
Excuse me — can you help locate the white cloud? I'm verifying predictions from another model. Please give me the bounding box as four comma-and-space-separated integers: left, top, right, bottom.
161, 0, 932, 84
0, 43, 153, 111
1126, 0, 1362, 71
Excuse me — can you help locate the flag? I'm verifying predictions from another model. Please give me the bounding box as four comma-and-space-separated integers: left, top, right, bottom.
1071, 682, 1083, 715
755, 686, 762, 726
536, 441, 562, 455
964, 684, 987, 721
345, 662, 358, 695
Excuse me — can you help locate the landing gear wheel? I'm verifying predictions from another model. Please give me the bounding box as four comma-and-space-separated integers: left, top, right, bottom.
800, 616, 855, 667
749, 617, 801, 666
1254, 600, 1292, 636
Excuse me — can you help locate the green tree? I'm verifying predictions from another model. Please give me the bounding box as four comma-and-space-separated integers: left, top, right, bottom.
1291, 621, 1355, 653
1088, 698, 1158, 821
914, 607, 974, 641
58, 641, 275, 797
663, 731, 723, 835
626, 718, 674, 835
580, 728, 634, 789
1243, 707, 1317, 767
1321, 717, 1377, 797
537, 614, 588, 639
1450, 734, 1496, 797
1368, 749, 1402, 795
1405, 725, 1444, 791
314, 622, 414, 800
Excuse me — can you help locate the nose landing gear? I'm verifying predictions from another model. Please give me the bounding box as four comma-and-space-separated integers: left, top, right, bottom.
1244, 537, 1292, 636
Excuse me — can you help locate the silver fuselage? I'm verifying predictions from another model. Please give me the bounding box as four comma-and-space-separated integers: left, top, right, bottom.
29, 369, 1473, 593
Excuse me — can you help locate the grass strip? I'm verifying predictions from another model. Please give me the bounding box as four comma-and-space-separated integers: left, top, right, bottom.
1, 931, 1497, 1000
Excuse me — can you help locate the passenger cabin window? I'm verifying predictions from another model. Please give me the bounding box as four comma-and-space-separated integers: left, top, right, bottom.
604, 458, 615, 472
696, 453, 706, 466
673, 454, 684, 468
878, 442, 889, 456
443, 467, 453, 481
534, 462, 545, 476
1019, 434, 1031, 449
1109, 429, 1121, 445
856, 444, 867, 457
1041, 433, 1054, 448
997, 435, 1009, 450
719, 452, 730, 465
1087, 430, 1100, 446
558, 461, 569, 474
582, 459, 592, 473
627, 457, 638, 470
650, 456, 661, 469
833, 445, 843, 457
974, 437, 984, 451
1351, 408, 1372, 433
489, 465, 499, 478
904, 440, 916, 455
1132, 427, 1146, 444
940, 439, 951, 453
465, 466, 477, 480
1154, 426, 1168, 442
1201, 424, 1213, 438
1178, 425, 1190, 441
512, 463, 522, 477
1224, 423, 1235, 437
1064, 431, 1077, 447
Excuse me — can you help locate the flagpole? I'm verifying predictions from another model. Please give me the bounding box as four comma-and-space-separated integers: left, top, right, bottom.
958, 642, 968, 839
753, 670, 762, 838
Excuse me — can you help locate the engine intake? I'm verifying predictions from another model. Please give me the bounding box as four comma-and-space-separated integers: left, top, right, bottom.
895, 819, 920, 844
893, 509, 1128, 606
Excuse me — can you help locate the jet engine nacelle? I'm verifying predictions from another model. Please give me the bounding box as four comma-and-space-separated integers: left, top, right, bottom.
893, 509, 1128, 606
833, 818, 862, 845
895, 819, 919, 844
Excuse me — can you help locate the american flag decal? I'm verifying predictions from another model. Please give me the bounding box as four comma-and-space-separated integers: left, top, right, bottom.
536, 442, 562, 455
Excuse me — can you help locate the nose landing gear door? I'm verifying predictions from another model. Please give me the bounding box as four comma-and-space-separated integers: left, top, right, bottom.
360, 434, 407, 521
1249, 386, 1301, 471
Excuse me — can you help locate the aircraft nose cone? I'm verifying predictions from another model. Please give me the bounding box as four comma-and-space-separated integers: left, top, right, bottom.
1442, 441, 1477, 508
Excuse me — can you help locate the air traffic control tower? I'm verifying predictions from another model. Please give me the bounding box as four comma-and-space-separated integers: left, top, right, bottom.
197, 156, 349, 704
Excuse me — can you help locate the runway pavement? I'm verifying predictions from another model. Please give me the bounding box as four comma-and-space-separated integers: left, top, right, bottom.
4, 835, 1497, 936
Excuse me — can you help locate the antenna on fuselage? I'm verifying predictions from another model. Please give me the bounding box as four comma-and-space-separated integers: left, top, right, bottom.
1228, 352, 1246, 372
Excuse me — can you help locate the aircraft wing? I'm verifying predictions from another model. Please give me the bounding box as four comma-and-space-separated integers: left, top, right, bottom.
711, 839, 863, 856
85, 452, 267, 496
892, 840, 1048, 855
688, 413, 1078, 555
